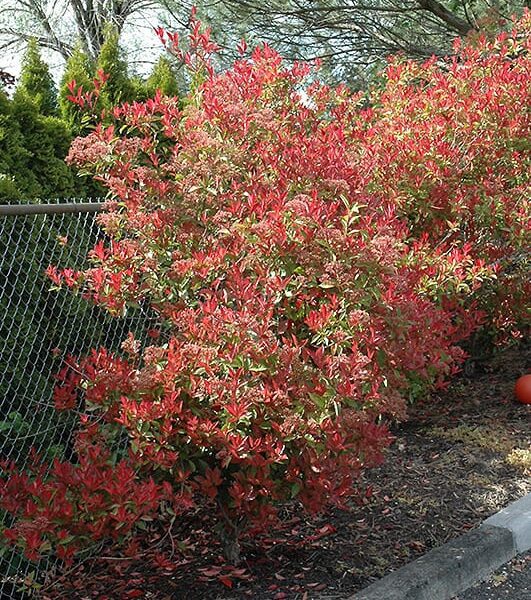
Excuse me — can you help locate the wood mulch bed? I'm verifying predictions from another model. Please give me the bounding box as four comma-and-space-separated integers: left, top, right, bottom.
40, 344, 530, 600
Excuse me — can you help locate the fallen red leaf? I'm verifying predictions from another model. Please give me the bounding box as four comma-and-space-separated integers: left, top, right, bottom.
198, 566, 222, 577
303, 523, 337, 543
218, 575, 233, 588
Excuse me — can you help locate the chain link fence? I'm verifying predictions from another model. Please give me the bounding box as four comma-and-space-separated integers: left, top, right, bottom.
0, 200, 154, 598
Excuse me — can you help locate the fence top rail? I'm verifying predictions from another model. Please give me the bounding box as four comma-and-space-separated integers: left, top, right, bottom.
0, 202, 105, 216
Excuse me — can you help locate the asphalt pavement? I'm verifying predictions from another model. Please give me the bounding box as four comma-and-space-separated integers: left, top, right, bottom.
453, 551, 530, 600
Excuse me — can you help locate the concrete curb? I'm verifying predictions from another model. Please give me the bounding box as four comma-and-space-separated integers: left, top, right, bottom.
348, 493, 531, 600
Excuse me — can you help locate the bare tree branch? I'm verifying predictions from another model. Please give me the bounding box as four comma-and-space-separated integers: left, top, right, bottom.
176, 0, 525, 83
0, 0, 157, 62
0, 0, 526, 84
416, 0, 473, 35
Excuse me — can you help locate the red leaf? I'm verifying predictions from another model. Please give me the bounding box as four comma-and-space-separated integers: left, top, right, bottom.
199, 566, 222, 577
218, 575, 233, 588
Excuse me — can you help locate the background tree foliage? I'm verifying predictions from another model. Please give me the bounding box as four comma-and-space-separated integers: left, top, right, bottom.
145, 55, 181, 97
96, 25, 137, 110
1, 1, 528, 85
0, 0, 158, 62
59, 43, 95, 131
174, 0, 529, 84
0, 89, 78, 200
13, 37, 57, 115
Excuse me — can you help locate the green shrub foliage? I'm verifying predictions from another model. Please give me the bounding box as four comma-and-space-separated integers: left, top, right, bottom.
145, 55, 180, 98
15, 38, 58, 116
59, 44, 95, 133
96, 26, 136, 110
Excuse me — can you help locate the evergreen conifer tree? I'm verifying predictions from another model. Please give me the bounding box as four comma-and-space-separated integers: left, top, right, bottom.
16, 38, 58, 116
59, 43, 95, 132
11, 94, 78, 198
0, 90, 39, 197
0, 89, 81, 199
129, 75, 151, 103
145, 55, 180, 98
96, 26, 135, 110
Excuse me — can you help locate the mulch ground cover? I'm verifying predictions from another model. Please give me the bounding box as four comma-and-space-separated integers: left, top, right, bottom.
40, 343, 530, 600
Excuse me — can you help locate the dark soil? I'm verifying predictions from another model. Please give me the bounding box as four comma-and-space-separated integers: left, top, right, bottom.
39, 345, 530, 600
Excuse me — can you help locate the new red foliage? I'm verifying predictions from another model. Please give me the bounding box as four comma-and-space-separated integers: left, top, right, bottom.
1, 12, 529, 565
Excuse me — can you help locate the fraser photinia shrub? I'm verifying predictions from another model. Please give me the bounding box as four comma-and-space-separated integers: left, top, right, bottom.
347, 23, 530, 343
1, 13, 529, 566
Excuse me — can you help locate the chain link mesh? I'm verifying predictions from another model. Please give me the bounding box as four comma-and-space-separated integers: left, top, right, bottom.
0, 201, 154, 598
